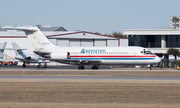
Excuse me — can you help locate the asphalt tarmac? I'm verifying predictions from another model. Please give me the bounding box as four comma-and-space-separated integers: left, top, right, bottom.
0, 65, 115, 70
0, 65, 175, 71
1, 65, 180, 81
0, 75, 180, 80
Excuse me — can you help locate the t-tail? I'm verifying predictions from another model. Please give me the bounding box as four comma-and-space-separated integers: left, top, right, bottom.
0, 42, 7, 59
11, 42, 28, 58
2, 27, 56, 50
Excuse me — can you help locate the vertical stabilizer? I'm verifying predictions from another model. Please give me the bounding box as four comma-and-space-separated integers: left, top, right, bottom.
11, 42, 27, 58
25, 27, 56, 50
0, 42, 7, 59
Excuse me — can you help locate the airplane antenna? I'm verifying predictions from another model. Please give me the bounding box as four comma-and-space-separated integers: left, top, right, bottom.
36, 25, 42, 29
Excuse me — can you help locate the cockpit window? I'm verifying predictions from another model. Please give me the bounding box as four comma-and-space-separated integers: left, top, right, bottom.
145, 51, 152, 54
141, 50, 153, 54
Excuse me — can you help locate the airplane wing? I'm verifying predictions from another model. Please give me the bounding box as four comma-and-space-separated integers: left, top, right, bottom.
41, 58, 101, 65
15, 57, 50, 63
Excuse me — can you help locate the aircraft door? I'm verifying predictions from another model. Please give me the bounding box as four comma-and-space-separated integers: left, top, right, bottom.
133, 52, 137, 59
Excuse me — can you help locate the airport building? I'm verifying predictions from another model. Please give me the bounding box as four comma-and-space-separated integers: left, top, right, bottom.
0, 26, 128, 65
123, 29, 180, 67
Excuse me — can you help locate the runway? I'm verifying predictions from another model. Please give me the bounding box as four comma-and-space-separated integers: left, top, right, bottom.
0, 75, 180, 80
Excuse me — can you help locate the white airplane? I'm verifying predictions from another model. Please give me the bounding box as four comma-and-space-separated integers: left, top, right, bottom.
2, 27, 161, 70
11, 42, 49, 68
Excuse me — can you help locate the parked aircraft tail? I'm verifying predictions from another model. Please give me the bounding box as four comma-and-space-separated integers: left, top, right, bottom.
0, 42, 7, 59
11, 42, 28, 58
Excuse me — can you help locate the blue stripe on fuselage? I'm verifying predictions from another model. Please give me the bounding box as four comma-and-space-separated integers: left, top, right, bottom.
70, 58, 155, 60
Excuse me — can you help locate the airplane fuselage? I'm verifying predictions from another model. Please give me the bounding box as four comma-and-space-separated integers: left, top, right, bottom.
35, 46, 160, 65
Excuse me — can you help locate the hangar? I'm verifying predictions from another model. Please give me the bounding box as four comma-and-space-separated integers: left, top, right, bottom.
0, 26, 128, 65
47, 31, 128, 47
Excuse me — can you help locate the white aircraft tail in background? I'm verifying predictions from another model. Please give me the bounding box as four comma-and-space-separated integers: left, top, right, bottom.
2, 27, 161, 70
0, 42, 7, 65
0, 42, 19, 66
0, 42, 7, 59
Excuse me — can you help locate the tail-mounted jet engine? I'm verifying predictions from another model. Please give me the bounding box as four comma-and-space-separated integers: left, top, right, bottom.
44, 52, 70, 59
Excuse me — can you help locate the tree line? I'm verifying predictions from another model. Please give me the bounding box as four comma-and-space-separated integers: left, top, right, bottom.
167, 48, 180, 60
94, 31, 127, 38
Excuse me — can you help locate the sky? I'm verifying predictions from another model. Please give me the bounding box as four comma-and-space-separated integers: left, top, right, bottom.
0, 0, 180, 34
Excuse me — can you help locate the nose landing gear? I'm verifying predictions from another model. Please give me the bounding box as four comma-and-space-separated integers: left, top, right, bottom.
23, 62, 26, 68
147, 65, 152, 70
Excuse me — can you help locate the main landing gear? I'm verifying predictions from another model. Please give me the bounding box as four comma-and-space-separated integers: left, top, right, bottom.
91, 65, 98, 70
37, 63, 42, 68
23, 62, 26, 68
37, 63, 47, 68
23, 62, 47, 68
78, 65, 85, 70
78, 65, 99, 70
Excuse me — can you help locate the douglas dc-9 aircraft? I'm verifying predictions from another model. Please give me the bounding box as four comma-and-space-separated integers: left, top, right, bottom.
2, 27, 161, 70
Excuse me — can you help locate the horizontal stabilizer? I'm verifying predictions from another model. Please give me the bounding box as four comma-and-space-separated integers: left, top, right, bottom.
16, 49, 27, 51
6, 48, 27, 50
4, 48, 14, 50
2, 27, 38, 32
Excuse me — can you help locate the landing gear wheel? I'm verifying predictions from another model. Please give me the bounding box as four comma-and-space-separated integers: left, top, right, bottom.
37, 63, 41, 68
147, 65, 152, 70
0, 62, 3, 66
78, 65, 85, 70
91, 65, 98, 70
148, 67, 152, 70
44, 63, 47, 68
23, 62, 26, 68
9, 62, 13, 65
13, 62, 18, 65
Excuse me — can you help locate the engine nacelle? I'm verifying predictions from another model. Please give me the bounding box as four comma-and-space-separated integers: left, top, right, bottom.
44, 52, 70, 59
26, 56, 31, 59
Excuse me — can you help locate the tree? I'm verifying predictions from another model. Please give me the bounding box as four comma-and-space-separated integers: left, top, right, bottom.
172, 17, 179, 29
93, 31, 127, 38
111, 32, 127, 38
167, 48, 180, 60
